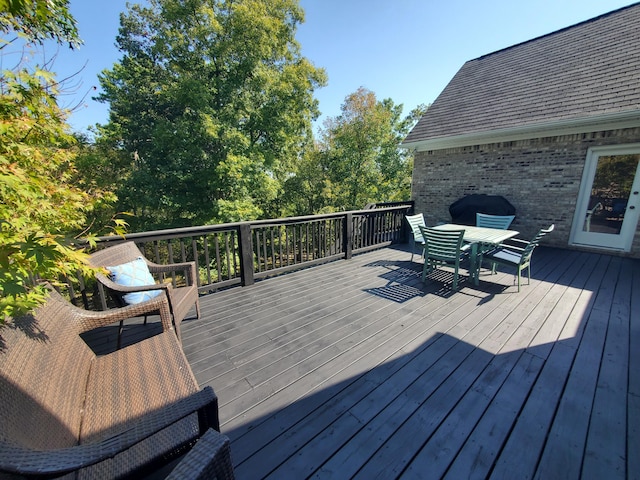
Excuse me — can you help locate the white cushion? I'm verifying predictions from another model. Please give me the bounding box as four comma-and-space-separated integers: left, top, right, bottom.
106, 257, 163, 304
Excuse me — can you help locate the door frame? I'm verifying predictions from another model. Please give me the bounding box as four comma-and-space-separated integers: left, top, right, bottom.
569, 143, 640, 252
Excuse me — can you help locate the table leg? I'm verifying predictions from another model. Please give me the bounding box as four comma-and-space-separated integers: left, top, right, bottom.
470, 243, 480, 285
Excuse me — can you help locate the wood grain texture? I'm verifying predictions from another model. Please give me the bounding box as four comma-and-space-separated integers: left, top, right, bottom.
91, 244, 638, 480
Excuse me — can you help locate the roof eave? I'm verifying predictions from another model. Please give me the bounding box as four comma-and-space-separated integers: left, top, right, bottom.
401, 110, 640, 151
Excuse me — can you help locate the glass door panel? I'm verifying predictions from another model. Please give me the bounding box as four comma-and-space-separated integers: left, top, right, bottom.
571, 146, 640, 251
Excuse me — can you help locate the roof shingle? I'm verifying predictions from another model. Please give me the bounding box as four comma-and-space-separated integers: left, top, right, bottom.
403, 3, 640, 147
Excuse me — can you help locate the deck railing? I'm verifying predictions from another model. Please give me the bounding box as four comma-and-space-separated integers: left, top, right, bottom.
77, 203, 413, 308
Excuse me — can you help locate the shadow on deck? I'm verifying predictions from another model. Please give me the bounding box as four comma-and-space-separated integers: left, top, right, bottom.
87, 244, 640, 479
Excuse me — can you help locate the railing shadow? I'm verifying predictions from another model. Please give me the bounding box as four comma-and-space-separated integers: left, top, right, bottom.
220, 331, 603, 479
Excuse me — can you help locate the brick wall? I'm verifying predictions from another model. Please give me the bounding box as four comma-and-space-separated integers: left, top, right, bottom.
411, 127, 640, 257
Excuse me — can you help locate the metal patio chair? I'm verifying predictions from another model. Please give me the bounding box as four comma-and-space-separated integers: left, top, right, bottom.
419, 226, 469, 291
481, 224, 555, 291
405, 213, 427, 262
476, 213, 516, 229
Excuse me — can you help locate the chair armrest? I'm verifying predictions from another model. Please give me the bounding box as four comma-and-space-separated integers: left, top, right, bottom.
166, 429, 235, 480
145, 260, 198, 286
72, 293, 174, 333
461, 241, 477, 252
96, 272, 171, 295
500, 238, 528, 248
485, 237, 527, 255
0, 387, 218, 477
41, 284, 172, 333
497, 244, 526, 254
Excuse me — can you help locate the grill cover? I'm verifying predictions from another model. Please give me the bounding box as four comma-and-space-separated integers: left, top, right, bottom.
449, 194, 516, 226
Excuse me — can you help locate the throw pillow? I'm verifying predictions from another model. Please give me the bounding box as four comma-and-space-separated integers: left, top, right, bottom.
106, 257, 163, 305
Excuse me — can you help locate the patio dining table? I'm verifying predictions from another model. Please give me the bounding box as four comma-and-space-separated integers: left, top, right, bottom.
433, 223, 519, 285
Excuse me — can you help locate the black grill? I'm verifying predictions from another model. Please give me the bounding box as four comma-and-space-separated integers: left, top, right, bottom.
449, 194, 516, 226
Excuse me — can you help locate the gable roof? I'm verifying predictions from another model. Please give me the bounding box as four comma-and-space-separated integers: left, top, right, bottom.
403, 3, 640, 151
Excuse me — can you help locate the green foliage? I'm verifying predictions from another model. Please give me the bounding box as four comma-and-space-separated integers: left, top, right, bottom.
281, 147, 331, 216
284, 87, 427, 213
0, 0, 80, 47
72, 133, 133, 234
96, 0, 327, 231
0, 1, 117, 322
592, 154, 639, 198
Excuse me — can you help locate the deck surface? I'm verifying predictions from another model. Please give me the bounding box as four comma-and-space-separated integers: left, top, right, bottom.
99, 244, 639, 479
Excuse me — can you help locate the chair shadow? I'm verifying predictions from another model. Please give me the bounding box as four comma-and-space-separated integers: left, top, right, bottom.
80, 318, 165, 355
362, 259, 465, 301
362, 257, 510, 302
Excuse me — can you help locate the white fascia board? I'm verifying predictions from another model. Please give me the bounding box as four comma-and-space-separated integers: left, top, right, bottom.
401, 110, 640, 151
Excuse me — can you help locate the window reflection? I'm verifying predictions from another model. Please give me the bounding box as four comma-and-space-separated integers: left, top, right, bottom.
582, 154, 639, 235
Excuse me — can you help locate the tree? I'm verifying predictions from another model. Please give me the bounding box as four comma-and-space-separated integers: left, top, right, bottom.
281, 146, 332, 216
0, 1, 118, 322
96, 0, 327, 231
0, 0, 79, 47
286, 87, 427, 213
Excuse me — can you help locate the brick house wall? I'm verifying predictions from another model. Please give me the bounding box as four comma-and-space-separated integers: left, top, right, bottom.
411, 127, 640, 257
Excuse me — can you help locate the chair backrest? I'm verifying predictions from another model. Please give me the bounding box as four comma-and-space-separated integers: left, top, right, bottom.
0, 288, 95, 452
420, 226, 466, 262
89, 241, 145, 268
406, 214, 426, 242
521, 224, 555, 263
476, 213, 515, 229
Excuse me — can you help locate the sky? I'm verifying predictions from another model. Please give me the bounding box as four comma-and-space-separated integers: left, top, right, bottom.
44, 0, 636, 134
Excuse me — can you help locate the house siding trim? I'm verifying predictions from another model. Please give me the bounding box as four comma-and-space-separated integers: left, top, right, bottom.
402, 111, 640, 152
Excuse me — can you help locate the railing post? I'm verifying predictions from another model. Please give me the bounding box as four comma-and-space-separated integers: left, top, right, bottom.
401, 202, 414, 244
238, 223, 255, 286
401, 212, 409, 244
343, 213, 353, 260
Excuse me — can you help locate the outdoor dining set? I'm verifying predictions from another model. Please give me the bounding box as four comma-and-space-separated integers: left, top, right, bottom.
406, 212, 554, 292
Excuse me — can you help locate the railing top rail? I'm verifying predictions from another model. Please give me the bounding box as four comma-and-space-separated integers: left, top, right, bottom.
92, 204, 413, 245
249, 204, 412, 228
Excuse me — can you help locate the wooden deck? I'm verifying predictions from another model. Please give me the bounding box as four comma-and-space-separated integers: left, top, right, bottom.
103, 244, 639, 479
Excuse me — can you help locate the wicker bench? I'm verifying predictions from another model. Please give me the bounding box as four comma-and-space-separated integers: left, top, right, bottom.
0, 287, 221, 479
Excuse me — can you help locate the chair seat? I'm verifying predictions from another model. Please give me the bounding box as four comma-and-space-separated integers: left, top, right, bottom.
429, 250, 470, 262
484, 247, 522, 265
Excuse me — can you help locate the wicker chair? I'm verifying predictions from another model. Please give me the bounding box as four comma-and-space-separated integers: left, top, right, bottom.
166, 428, 235, 479
0, 286, 220, 479
89, 241, 201, 344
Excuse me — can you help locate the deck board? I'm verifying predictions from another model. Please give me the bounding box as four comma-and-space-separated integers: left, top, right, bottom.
105, 243, 637, 479
582, 256, 631, 479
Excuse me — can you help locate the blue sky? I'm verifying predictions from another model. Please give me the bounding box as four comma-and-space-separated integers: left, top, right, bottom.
50, 0, 635, 134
